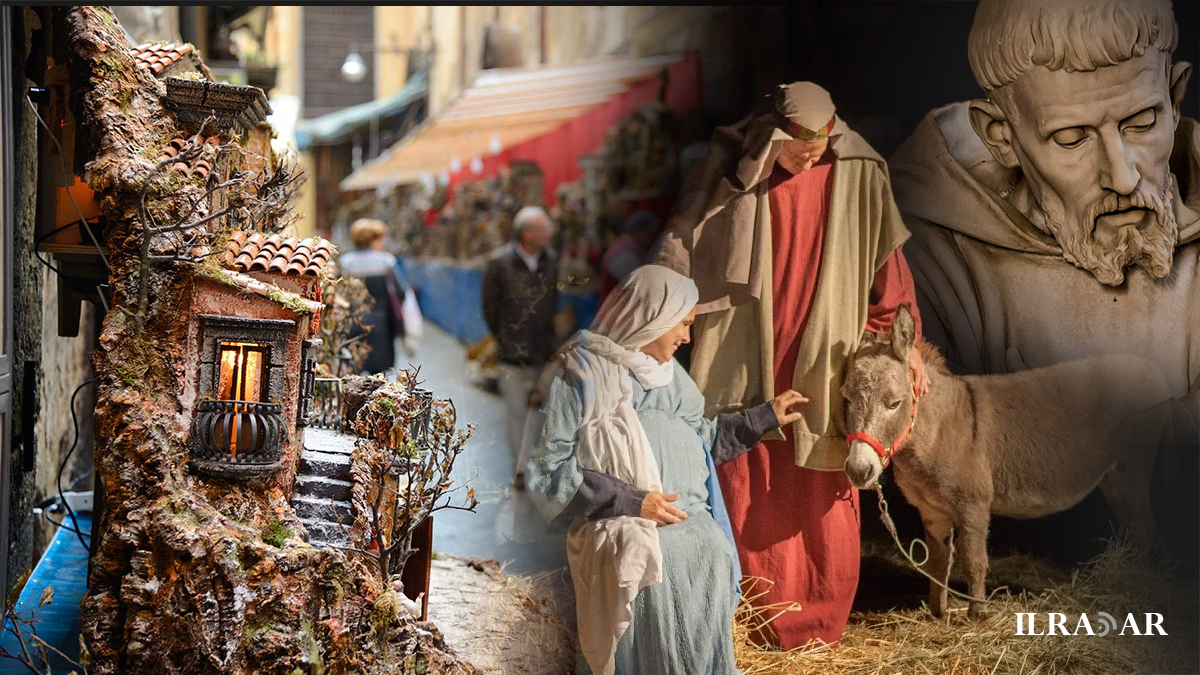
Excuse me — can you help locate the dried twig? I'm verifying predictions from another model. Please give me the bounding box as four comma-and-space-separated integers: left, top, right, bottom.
352, 368, 480, 586
0, 589, 88, 674
126, 114, 310, 330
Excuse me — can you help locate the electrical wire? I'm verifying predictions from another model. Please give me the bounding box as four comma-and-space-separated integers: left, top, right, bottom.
24, 92, 106, 552
54, 379, 96, 552
67, 467, 93, 491
41, 507, 89, 542
33, 220, 107, 308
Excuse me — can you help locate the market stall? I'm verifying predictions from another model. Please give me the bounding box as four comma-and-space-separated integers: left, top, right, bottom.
340, 53, 704, 348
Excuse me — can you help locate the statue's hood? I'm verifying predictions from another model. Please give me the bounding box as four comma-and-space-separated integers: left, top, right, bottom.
889, 102, 1200, 253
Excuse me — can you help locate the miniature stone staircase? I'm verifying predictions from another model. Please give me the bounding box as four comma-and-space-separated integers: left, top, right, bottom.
293, 428, 357, 548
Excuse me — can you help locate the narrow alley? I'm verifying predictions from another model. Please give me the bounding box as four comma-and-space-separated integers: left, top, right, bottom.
397, 326, 568, 576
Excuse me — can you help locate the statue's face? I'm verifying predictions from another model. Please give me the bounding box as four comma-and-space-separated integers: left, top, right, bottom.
1004, 51, 1180, 285
777, 137, 830, 175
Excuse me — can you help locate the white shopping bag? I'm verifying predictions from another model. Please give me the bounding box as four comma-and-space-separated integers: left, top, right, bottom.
401, 288, 423, 341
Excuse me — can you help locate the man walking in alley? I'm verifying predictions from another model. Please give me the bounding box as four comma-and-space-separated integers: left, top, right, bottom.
483, 205, 560, 491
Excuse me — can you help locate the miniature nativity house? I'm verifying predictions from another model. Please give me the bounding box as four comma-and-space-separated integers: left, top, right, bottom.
186, 233, 331, 481
56, 10, 480, 672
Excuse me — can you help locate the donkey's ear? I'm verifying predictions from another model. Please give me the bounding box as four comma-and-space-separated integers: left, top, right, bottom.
891, 304, 916, 361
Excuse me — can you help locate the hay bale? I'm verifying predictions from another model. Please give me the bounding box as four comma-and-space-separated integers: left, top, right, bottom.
734, 538, 1199, 675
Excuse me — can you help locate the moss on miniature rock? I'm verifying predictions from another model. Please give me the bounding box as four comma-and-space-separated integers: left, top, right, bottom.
119, 335, 174, 397
115, 361, 148, 391
298, 619, 326, 675
370, 589, 400, 653
195, 257, 233, 284
243, 615, 273, 639
261, 519, 291, 548
373, 397, 399, 416
264, 286, 315, 315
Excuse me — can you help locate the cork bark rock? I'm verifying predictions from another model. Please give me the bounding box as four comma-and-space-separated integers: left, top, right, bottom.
69, 7, 478, 674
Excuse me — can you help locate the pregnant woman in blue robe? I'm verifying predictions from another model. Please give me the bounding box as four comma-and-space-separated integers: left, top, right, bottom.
525, 266, 807, 675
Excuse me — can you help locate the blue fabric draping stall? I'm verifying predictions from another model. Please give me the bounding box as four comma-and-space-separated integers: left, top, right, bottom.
404, 258, 490, 344
402, 258, 598, 344
0, 515, 92, 674
559, 290, 599, 333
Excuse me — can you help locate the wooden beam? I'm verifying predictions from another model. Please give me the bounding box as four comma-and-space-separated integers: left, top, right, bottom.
436, 103, 600, 128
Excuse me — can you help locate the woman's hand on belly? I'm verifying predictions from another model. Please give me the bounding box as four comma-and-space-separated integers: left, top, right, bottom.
641, 491, 688, 526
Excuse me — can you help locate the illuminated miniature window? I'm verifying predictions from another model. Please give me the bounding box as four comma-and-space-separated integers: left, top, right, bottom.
217, 341, 269, 403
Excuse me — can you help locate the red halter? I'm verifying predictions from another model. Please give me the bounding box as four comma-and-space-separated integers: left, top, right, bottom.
845, 381, 920, 469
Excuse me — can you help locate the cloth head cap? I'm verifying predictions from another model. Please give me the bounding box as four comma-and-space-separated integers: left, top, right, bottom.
591, 265, 698, 349
773, 82, 837, 140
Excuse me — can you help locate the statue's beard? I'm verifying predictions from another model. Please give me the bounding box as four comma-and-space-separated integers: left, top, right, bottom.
1028, 173, 1179, 286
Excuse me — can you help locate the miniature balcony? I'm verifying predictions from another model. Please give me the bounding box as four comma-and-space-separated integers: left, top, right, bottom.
190, 399, 285, 479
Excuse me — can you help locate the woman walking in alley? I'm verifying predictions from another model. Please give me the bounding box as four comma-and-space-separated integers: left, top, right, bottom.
525, 265, 807, 675
338, 218, 415, 375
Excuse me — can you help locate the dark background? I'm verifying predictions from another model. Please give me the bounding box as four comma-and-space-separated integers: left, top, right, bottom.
708, 1, 1199, 159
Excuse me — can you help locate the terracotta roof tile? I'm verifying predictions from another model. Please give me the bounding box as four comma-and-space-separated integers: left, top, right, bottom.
156, 135, 222, 178
222, 231, 334, 278
128, 42, 197, 77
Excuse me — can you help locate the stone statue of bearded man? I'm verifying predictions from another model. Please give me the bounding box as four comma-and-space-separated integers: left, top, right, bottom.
892, 0, 1197, 416
890, 0, 1198, 556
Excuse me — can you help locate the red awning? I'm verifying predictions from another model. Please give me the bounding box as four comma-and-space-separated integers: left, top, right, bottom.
341, 53, 703, 207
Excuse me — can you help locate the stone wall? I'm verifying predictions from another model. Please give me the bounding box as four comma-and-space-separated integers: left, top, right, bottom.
32, 268, 98, 558
8, 5, 41, 594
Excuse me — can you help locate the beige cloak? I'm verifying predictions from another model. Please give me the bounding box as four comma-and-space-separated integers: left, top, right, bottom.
655, 113, 911, 470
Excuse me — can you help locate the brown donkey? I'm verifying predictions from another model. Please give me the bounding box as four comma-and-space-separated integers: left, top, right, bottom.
841, 305, 1169, 620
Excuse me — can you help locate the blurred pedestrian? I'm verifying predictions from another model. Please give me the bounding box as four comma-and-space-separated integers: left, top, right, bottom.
482, 206, 560, 490
339, 218, 414, 375
599, 209, 661, 304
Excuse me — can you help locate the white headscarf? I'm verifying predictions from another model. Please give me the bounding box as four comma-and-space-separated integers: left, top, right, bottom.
557, 265, 698, 675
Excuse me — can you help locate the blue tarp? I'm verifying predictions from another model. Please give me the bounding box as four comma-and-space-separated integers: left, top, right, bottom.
1, 515, 91, 674
403, 258, 598, 344
295, 72, 427, 151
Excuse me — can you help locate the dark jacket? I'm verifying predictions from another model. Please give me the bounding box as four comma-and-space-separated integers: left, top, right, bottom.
339, 249, 409, 375
482, 243, 560, 366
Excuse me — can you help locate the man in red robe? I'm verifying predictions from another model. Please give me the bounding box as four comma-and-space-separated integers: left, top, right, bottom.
656, 82, 926, 648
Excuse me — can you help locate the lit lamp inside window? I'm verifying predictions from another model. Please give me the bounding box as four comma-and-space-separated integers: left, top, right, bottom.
217, 341, 269, 456
191, 315, 288, 477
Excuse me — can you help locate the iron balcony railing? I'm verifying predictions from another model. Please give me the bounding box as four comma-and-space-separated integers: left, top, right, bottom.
310, 378, 342, 431
191, 400, 285, 470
